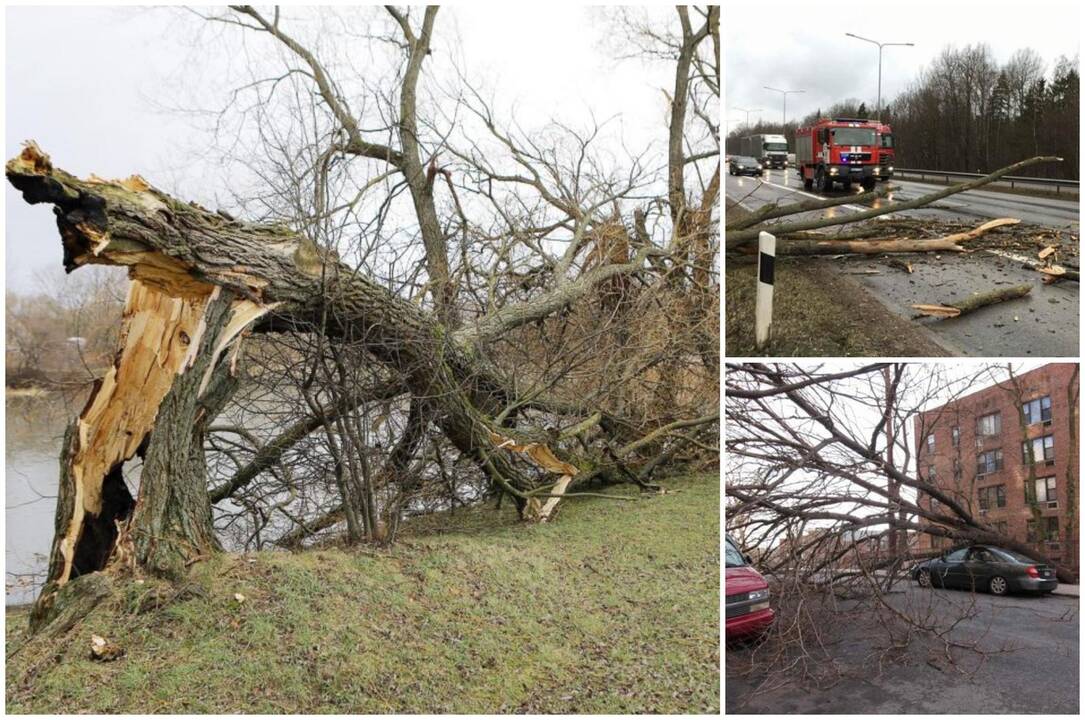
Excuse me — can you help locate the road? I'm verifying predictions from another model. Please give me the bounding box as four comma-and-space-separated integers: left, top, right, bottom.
727, 585, 1078, 714
726, 169, 1080, 356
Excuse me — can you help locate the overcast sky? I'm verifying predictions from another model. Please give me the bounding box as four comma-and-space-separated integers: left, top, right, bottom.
5, 5, 679, 293
726, 0, 1080, 131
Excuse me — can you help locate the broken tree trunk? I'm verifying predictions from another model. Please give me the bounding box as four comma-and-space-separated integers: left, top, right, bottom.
912, 284, 1032, 319
8, 142, 644, 620
777, 218, 1021, 256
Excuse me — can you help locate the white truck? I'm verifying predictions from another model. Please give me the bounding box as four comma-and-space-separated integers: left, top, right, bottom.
738, 134, 789, 169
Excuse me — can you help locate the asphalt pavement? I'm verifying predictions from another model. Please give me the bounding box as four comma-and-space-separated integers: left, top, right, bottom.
726, 169, 1080, 356
726, 585, 1078, 714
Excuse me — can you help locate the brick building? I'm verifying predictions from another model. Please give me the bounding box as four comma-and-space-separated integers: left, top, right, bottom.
914, 364, 1079, 576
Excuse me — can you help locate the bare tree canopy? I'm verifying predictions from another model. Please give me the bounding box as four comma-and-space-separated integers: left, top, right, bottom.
6, 5, 720, 636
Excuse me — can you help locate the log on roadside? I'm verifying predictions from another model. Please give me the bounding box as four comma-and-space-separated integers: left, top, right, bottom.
912, 284, 1032, 319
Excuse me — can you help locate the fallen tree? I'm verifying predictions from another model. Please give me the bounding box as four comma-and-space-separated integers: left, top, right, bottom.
8, 142, 717, 630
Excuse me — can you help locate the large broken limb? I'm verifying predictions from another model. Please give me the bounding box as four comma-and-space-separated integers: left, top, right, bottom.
912, 284, 1032, 319
777, 218, 1021, 256
726, 184, 891, 231
726, 156, 1062, 249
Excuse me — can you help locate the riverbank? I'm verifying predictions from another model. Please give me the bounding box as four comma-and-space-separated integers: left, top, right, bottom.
7, 475, 720, 713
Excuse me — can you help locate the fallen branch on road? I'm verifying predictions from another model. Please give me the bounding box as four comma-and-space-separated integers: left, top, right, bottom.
912, 284, 1032, 319
727, 156, 1062, 249
777, 218, 1021, 256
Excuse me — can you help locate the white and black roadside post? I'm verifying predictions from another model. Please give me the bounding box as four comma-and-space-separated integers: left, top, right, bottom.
755, 231, 776, 349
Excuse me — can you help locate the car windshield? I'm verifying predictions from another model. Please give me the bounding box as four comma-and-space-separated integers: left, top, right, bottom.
725, 539, 747, 568
734, 157, 756, 164
764, 142, 788, 151
881, 134, 894, 148
832, 128, 877, 146
990, 548, 1038, 564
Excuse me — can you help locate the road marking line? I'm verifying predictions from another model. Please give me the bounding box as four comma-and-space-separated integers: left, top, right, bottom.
758, 176, 894, 217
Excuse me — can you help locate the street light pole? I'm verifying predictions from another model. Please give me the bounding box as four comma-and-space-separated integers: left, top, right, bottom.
732, 106, 762, 130
845, 33, 914, 119
763, 86, 804, 126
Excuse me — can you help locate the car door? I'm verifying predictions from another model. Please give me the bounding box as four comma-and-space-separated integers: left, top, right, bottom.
962, 547, 995, 591
940, 548, 970, 589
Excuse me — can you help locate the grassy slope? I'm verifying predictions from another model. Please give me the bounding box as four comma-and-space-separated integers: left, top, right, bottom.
7, 476, 719, 713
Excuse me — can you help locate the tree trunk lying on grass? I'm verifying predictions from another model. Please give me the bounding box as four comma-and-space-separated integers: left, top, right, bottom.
726, 156, 1062, 249
778, 218, 1021, 256
7, 142, 717, 631
912, 283, 1032, 319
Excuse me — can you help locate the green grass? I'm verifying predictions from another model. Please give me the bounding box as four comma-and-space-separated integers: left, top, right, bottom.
725, 258, 949, 357
6, 476, 720, 713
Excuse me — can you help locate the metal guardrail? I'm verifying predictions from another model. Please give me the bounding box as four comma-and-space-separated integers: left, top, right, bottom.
895, 168, 1079, 193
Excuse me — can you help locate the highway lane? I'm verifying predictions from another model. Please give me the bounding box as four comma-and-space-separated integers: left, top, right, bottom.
725, 169, 1080, 356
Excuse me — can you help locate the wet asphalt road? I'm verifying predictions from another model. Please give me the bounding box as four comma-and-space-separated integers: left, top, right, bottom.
726, 585, 1079, 714
725, 169, 1080, 356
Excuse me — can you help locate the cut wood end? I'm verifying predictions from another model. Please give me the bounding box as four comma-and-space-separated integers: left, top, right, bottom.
1039, 265, 1067, 276
1038, 246, 1058, 260
911, 303, 961, 318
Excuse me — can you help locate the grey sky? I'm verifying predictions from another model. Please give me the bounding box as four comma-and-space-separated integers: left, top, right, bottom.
725, 0, 1080, 131
5, 5, 681, 293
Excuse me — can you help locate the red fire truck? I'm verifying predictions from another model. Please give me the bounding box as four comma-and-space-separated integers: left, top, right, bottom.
794, 117, 881, 192
876, 123, 895, 181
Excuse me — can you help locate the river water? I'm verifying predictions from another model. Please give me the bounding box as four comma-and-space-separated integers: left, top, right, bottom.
5, 389, 86, 605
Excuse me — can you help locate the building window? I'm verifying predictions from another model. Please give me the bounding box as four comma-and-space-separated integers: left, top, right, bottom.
925, 433, 935, 454
1023, 396, 1052, 425
976, 412, 1001, 437
1022, 435, 1055, 464
993, 521, 1008, 536
976, 448, 1003, 476
951, 426, 960, 447
1026, 476, 1058, 504
1027, 517, 1059, 543
927, 465, 937, 482
978, 485, 1006, 510
953, 457, 962, 480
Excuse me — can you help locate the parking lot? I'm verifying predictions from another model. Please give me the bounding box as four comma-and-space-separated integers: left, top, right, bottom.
727, 585, 1078, 714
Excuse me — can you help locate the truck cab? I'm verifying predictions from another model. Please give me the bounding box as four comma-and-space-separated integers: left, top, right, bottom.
876, 123, 895, 181
794, 118, 881, 193
739, 133, 789, 170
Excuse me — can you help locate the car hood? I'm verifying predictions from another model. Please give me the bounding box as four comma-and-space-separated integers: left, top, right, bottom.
726, 566, 768, 596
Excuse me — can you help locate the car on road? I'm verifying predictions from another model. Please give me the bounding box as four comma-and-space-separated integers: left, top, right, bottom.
911, 545, 1057, 596
726, 534, 774, 639
728, 156, 763, 177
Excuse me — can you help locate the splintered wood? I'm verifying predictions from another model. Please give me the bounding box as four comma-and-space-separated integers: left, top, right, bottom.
489, 431, 579, 523
57, 280, 215, 585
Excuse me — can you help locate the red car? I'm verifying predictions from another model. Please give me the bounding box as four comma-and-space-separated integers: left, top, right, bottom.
726, 534, 774, 639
